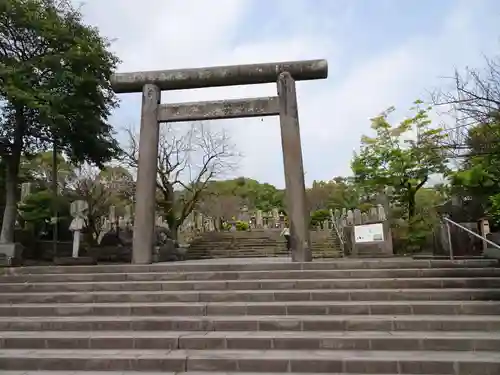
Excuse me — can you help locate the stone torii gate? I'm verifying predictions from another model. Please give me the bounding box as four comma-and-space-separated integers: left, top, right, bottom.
110, 59, 328, 264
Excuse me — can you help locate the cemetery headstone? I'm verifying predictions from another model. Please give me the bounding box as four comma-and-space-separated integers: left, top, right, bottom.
256, 210, 263, 228
20, 182, 32, 201
109, 205, 116, 228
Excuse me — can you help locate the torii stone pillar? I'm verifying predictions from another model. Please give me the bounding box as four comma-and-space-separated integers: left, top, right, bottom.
111, 59, 328, 264
132, 84, 161, 264
277, 72, 311, 262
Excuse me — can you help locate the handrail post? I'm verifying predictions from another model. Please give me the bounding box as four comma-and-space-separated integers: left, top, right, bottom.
446, 220, 454, 261
330, 209, 345, 257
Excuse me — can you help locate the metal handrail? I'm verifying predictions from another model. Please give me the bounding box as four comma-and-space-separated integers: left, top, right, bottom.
330, 209, 345, 255
443, 216, 500, 260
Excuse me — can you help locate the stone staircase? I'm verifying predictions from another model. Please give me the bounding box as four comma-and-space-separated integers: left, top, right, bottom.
187, 229, 341, 259
1, 257, 500, 374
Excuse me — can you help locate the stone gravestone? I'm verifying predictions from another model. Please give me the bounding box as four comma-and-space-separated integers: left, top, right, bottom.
124, 205, 133, 227
109, 205, 117, 228
20, 182, 32, 202
20, 182, 32, 230
69, 200, 89, 258
196, 213, 203, 231
256, 210, 263, 228
239, 205, 250, 223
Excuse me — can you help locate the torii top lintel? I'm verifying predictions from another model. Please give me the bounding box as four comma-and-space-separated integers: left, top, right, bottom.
110, 59, 328, 94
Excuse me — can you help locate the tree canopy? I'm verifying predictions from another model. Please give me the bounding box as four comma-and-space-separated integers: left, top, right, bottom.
351, 102, 449, 219
0, 0, 120, 242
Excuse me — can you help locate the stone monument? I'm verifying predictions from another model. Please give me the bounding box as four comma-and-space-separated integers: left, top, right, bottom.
69, 200, 89, 258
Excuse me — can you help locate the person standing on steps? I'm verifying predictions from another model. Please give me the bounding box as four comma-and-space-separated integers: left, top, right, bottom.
280, 223, 291, 255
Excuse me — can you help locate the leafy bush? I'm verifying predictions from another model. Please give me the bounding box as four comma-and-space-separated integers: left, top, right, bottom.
235, 221, 249, 231
489, 193, 500, 225
391, 214, 435, 254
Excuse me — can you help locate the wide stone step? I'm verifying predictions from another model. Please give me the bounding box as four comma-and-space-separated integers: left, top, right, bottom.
0, 373, 446, 375
1, 258, 497, 275
1, 348, 499, 373
187, 245, 335, 250
2, 267, 500, 283
1, 301, 499, 317
185, 252, 340, 260
2, 330, 499, 352
2, 277, 499, 293
0, 373, 456, 375
1, 288, 499, 304
1, 315, 499, 332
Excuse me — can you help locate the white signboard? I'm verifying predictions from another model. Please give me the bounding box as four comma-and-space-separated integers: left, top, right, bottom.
354, 223, 384, 243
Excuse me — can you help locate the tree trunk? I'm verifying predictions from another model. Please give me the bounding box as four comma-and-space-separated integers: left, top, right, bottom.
0, 109, 24, 244
408, 191, 416, 219
169, 219, 178, 241
51, 144, 58, 256
0, 158, 19, 243
408, 177, 428, 220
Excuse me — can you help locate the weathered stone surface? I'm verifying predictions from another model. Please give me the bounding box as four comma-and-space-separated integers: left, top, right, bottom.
186, 229, 341, 260
1, 258, 500, 373
132, 84, 161, 264
2, 264, 500, 283
277, 72, 311, 263
6, 331, 500, 351
2, 257, 498, 275
1, 314, 499, 332
158, 96, 279, 123
484, 246, 500, 260
3, 286, 499, 305
3, 276, 499, 293
52, 256, 97, 266
2, 348, 499, 373
111, 59, 328, 93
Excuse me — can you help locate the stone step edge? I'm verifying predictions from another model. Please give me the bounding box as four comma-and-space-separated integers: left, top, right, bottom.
2, 301, 498, 318
2, 276, 498, 287
2, 266, 498, 280
2, 330, 498, 352
1, 330, 498, 339
0, 372, 443, 375
2, 259, 497, 275
0, 267, 500, 285
1, 287, 499, 297
0, 349, 499, 374
1, 300, 498, 308
4, 299, 500, 304
2, 315, 497, 333
2, 314, 500, 322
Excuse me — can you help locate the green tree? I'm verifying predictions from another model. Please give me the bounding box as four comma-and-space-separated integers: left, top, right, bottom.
351, 102, 449, 219
310, 209, 331, 228
0, 0, 120, 243
450, 121, 500, 223
200, 177, 285, 216
306, 177, 364, 212
19, 151, 75, 191
18, 189, 70, 238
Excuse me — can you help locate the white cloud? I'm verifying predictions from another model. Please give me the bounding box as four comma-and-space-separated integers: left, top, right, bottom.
75, 0, 499, 188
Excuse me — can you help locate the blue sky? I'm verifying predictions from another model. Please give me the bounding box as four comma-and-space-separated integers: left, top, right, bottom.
77, 0, 500, 188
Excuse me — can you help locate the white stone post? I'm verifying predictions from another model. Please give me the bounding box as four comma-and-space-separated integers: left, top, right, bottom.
69, 200, 89, 258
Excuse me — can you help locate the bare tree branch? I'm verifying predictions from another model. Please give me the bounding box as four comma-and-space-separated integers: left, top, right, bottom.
121, 121, 240, 233
432, 53, 500, 160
